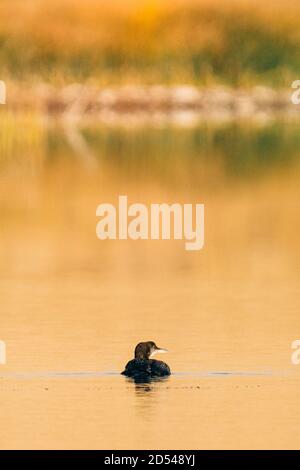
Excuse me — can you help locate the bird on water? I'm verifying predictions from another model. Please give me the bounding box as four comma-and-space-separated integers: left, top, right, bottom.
122, 341, 171, 380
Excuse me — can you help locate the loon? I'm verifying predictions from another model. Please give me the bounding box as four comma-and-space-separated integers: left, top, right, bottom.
121, 341, 171, 380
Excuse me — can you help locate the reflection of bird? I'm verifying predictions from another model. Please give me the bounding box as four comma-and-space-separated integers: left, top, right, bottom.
121, 341, 171, 380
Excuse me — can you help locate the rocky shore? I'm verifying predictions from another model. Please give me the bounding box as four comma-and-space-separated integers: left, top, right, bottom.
4, 84, 300, 124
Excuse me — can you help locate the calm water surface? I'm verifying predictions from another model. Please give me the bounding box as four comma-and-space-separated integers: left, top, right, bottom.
0, 114, 299, 449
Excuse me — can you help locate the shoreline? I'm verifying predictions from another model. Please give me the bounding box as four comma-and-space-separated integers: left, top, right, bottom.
2, 84, 300, 122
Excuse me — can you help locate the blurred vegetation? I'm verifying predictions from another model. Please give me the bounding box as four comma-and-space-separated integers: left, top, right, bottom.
1, 111, 300, 182
77, 122, 300, 179
0, 0, 300, 87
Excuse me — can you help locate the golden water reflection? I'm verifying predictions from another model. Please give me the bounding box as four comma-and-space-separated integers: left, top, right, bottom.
0, 114, 299, 449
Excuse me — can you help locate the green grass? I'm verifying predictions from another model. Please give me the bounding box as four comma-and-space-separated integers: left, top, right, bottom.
0, 0, 300, 87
